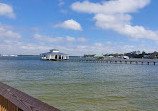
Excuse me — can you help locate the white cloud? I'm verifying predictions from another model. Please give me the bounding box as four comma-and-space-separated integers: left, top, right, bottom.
1, 39, 157, 55
0, 23, 21, 38
71, 0, 158, 42
34, 34, 63, 42
106, 41, 112, 45
66, 36, 75, 42
34, 34, 87, 43
54, 19, 82, 31
65, 36, 88, 42
94, 42, 102, 47
59, 42, 158, 56
119, 25, 158, 40
0, 3, 15, 18
0, 40, 51, 55
71, 0, 150, 14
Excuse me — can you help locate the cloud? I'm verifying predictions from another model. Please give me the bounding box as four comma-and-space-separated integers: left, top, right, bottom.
0, 23, 21, 38
34, 34, 88, 43
0, 40, 52, 55
106, 41, 112, 45
34, 34, 63, 42
0, 3, 15, 18
54, 19, 82, 31
66, 36, 88, 42
66, 36, 75, 42
1, 38, 157, 55
71, 0, 158, 42
94, 14, 158, 41
58, 42, 158, 56
71, 0, 150, 14
33, 34, 156, 55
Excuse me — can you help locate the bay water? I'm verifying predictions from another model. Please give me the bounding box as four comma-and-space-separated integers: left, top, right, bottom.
0, 57, 158, 111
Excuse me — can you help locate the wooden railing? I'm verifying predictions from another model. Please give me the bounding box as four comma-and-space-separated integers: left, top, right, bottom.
0, 82, 60, 111
0, 95, 19, 111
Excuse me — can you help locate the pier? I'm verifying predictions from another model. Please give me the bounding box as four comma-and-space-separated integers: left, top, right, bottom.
0, 82, 60, 111
44, 58, 158, 65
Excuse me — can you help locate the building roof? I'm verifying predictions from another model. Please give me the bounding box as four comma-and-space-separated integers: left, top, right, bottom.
94, 54, 104, 57
47, 52, 68, 55
41, 49, 68, 56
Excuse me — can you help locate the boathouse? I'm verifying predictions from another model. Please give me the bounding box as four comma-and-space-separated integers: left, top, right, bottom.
94, 54, 104, 60
41, 49, 69, 60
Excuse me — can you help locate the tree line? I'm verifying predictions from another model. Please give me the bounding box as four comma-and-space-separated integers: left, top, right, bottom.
84, 51, 158, 59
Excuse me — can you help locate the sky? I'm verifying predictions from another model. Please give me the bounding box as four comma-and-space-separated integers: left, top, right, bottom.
0, 0, 158, 55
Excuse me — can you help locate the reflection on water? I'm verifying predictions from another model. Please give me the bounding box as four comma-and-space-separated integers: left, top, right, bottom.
0, 57, 158, 111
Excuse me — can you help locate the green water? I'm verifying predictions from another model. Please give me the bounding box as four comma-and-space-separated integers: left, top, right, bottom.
0, 58, 158, 111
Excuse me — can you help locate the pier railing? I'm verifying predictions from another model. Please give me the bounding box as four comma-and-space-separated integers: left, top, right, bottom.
43, 58, 158, 65
0, 82, 60, 111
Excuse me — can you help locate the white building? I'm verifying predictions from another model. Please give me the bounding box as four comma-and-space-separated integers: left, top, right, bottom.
123, 56, 129, 59
143, 55, 150, 58
40, 49, 69, 60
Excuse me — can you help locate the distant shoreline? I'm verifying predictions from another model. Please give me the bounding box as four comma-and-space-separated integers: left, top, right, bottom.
0, 55, 40, 57
17, 55, 40, 57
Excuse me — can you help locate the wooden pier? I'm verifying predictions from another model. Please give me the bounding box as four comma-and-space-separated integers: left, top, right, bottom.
44, 58, 158, 65
0, 82, 60, 111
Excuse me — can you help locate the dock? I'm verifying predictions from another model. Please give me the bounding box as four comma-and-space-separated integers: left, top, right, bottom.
0, 82, 60, 111
43, 58, 158, 65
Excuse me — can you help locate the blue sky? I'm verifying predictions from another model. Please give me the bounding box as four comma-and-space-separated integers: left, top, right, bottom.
0, 0, 158, 55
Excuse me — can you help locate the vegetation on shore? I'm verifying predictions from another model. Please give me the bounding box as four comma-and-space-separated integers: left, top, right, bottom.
84, 51, 158, 59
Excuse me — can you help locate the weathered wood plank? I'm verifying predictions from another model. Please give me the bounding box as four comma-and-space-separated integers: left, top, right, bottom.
0, 95, 18, 111
0, 82, 60, 111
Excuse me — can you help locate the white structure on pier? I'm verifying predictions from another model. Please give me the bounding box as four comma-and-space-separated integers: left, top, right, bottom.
40, 49, 69, 60
122, 56, 129, 59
